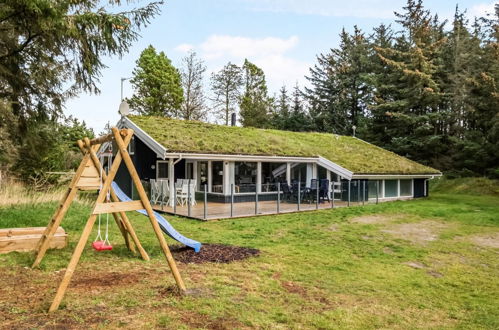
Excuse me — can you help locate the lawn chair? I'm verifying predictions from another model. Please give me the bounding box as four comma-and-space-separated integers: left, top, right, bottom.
281, 183, 293, 202
177, 183, 189, 206
308, 179, 318, 203
319, 179, 330, 202
150, 179, 161, 205
160, 179, 170, 208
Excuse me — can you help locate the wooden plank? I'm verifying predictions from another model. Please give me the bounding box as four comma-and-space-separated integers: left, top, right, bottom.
32, 147, 99, 269
83, 138, 149, 261
92, 200, 144, 214
113, 127, 186, 292
0, 227, 64, 237
49, 132, 132, 312
81, 165, 99, 178
76, 176, 101, 188
0, 233, 67, 254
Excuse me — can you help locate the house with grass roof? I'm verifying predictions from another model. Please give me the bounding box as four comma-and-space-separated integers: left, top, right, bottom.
114, 115, 441, 214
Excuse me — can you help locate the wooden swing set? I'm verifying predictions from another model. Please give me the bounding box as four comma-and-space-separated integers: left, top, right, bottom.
32, 127, 186, 312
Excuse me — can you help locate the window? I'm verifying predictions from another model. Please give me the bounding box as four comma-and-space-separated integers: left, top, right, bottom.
212, 161, 224, 192
400, 179, 412, 196
235, 162, 257, 193
261, 162, 286, 192
128, 137, 135, 155
157, 161, 168, 179
368, 180, 382, 199
384, 180, 398, 198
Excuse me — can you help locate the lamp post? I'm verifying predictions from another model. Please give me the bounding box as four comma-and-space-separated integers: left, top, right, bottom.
120, 77, 131, 101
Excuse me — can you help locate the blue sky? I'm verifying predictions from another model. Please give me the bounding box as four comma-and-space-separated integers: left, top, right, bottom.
65, 0, 497, 133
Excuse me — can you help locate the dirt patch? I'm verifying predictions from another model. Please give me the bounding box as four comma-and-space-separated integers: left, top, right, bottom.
178, 310, 244, 330
382, 221, 449, 245
71, 271, 145, 289
171, 244, 260, 264
469, 233, 499, 249
281, 281, 307, 297
351, 213, 407, 225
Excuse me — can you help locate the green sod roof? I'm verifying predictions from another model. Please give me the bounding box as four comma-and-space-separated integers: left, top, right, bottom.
128, 116, 440, 175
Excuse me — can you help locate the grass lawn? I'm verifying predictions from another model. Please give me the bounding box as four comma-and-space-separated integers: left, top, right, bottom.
0, 191, 498, 328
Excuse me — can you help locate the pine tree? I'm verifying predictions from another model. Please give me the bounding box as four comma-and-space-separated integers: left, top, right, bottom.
210, 62, 243, 125
239, 59, 272, 128
0, 0, 160, 128
128, 45, 184, 117
373, 0, 446, 164
306, 27, 371, 135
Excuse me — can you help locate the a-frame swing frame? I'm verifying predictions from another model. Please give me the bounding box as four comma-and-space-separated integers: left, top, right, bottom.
32, 127, 186, 312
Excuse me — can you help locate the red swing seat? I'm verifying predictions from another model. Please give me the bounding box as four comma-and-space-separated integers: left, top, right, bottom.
92, 240, 113, 251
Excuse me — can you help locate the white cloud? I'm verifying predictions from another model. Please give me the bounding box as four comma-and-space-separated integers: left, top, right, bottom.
200, 35, 299, 60
174, 43, 194, 53
187, 34, 308, 93
242, 0, 397, 19
469, 2, 497, 18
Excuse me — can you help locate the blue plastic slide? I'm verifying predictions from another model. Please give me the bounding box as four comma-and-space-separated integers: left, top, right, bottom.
111, 182, 201, 252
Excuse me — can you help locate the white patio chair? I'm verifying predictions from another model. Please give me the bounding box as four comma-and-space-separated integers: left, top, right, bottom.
150, 179, 161, 205
189, 182, 197, 206
177, 183, 189, 206
160, 179, 170, 208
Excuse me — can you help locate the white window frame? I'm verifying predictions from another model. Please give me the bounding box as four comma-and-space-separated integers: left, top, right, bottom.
399, 179, 413, 197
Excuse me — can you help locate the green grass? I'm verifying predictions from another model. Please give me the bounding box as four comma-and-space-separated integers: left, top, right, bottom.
129, 115, 439, 175
0, 191, 498, 328
432, 177, 499, 196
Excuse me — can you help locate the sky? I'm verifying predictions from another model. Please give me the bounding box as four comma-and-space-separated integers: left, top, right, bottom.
65, 0, 497, 134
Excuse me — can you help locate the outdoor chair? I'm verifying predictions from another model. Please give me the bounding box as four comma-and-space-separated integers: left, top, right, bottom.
150, 179, 161, 205
281, 183, 293, 202
160, 179, 170, 208
176, 184, 189, 206
307, 179, 318, 203
319, 179, 330, 202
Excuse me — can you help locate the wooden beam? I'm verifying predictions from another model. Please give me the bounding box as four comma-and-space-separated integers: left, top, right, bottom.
92, 201, 144, 214
113, 127, 186, 292
32, 146, 99, 268
49, 133, 132, 312
1, 227, 64, 237
82, 138, 149, 261
88, 129, 129, 146
1, 232, 67, 254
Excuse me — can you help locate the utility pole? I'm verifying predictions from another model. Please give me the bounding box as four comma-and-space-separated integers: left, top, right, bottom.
121, 77, 131, 101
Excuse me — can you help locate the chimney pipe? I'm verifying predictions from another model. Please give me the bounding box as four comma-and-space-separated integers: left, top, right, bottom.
231, 113, 236, 126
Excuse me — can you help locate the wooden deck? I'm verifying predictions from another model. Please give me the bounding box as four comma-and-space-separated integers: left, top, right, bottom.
152, 199, 359, 220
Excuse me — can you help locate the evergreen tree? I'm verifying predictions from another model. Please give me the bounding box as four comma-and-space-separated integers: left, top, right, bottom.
306, 27, 371, 135
128, 45, 184, 117
239, 59, 272, 128
373, 0, 447, 164
0, 0, 160, 129
210, 62, 243, 125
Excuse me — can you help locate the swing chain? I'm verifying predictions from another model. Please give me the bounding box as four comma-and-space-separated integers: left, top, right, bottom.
94, 143, 113, 245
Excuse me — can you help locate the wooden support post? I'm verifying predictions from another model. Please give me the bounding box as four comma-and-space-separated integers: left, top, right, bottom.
32, 148, 96, 268
81, 139, 149, 261
49, 133, 132, 312
112, 128, 186, 292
